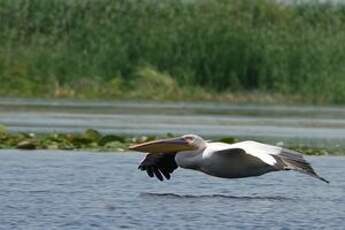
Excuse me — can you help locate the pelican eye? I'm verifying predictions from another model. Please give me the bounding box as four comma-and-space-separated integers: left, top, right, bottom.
184, 136, 194, 142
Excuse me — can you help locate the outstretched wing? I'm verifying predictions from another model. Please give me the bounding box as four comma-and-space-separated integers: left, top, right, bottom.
272, 148, 329, 183
215, 141, 329, 183
138, 153, 178, 181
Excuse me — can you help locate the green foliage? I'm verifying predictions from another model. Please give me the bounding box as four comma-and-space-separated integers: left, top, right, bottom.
99, 134, 125, 146
0, 125, 6, 134
127, 65, 181, 99
0, 126, 342, 155
1, 0, 345, 103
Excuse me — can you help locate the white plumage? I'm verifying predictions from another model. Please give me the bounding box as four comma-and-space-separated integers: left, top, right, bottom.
204, 141, 279, 166
130, 134, 329, 183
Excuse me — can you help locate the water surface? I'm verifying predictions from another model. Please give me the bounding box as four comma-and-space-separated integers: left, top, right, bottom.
0, 150, 343, 230
2, 98, 345, 147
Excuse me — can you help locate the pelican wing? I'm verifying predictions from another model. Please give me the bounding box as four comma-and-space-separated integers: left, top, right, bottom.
213, 147, 274, 177
210, 141, 278, 166
216, 141, 329, 183
213, 147, 266, 167
138, 153, 178, 181
271, 148, 329, 183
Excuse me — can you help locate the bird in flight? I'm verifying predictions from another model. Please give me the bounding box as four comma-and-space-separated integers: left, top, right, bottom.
129, 134, 329, 183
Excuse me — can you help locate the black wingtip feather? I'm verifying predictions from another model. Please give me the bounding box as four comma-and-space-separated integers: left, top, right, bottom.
146, 167, 154, 177
152, 168, 163, 181
138, 153, 178, 181
318, 176, 330, 184
273, 149, 330, 184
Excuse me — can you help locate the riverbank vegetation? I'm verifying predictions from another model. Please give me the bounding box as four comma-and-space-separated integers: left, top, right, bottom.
0, 126, 342, 155
1, 0, 345, 104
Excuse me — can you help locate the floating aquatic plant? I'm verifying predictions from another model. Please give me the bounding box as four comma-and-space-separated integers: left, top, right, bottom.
0, 127, 343, 155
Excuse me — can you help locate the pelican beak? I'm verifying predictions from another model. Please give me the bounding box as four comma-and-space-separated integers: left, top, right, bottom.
129, 136, 196, 154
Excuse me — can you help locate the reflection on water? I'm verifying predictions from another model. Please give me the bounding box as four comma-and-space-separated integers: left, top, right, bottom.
140, 192, 293, 201
1, 98, 345, 147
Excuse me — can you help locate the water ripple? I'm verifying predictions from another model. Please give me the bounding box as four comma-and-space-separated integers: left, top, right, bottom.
0, 150, 343, 230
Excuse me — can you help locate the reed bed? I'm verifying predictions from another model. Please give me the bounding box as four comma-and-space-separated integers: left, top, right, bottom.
1, 0, 345, 103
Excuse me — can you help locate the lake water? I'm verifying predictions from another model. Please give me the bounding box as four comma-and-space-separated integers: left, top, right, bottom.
0, 150, 343, 230
2, 98, 345, 147
1, 99, 345, 229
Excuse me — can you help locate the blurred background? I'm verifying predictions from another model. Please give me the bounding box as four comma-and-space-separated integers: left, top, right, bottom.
1, 0, 345, 150
1, 0, 345, 103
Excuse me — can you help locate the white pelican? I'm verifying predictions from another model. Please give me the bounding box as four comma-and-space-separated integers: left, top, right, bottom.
129, 134, 329, 183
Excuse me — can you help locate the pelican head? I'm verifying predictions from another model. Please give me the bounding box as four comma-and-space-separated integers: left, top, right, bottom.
129, 134, 206, 154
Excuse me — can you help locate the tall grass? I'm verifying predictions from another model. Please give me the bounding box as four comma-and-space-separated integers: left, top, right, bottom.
1, 0, 345, 103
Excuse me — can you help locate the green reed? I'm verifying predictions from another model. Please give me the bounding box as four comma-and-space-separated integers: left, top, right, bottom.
1, 0, 345, 103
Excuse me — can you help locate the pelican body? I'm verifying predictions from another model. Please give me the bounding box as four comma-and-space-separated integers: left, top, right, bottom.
129, 134, 329, 183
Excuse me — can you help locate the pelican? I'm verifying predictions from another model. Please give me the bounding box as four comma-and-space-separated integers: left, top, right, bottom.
129, 134, 329, 183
